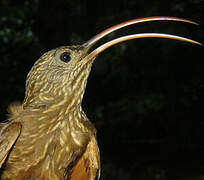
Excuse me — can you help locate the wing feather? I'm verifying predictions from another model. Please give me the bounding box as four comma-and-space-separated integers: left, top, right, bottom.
0, 122, 21, 168
70, 137, 100, 180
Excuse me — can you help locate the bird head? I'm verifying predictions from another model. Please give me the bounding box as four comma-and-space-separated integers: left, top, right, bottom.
23, 16, 201, 110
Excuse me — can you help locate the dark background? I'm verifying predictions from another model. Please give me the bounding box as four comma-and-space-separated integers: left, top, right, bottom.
0, 0, 204, 179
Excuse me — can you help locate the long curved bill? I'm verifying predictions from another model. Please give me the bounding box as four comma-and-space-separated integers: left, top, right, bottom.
82, 16, 201, 62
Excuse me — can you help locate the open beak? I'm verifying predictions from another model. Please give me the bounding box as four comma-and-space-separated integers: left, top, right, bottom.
82, 16, 201, 62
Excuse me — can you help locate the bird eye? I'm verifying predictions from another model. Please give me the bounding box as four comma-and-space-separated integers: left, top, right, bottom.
60, 52, 71, 63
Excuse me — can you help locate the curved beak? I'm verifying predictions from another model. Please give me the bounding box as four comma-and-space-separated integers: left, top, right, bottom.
82, 16, 201, 62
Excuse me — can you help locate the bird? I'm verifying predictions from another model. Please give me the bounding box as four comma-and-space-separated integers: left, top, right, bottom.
0, 16, 201, 180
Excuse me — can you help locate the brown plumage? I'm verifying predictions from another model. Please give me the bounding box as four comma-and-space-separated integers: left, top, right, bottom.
0, 17, 201, 180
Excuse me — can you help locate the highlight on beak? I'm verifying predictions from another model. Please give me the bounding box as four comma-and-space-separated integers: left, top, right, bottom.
82, 16, 201, 62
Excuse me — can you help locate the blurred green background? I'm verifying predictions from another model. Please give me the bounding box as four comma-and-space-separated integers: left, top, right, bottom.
0, 0, 204, 179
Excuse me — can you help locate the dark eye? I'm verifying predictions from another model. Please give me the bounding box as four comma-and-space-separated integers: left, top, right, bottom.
60, 52, 71, 63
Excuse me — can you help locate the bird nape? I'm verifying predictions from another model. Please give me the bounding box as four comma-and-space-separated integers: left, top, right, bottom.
0, 16, 201, 180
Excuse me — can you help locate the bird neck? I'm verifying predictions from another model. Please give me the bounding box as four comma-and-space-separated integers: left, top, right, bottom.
23, 61, 93, 112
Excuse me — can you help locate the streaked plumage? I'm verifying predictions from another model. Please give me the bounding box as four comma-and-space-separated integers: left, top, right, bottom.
0, 16, 200, 179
